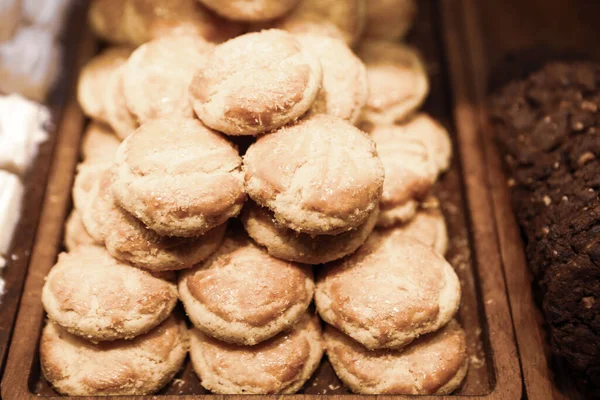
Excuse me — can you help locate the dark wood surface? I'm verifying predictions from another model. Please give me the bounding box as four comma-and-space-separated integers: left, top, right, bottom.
0, 2, 89, 379
443, 1, 600, 399
1, 1, 521, 399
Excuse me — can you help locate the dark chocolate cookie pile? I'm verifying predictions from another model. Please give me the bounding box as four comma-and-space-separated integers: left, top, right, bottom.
491, 61, 600, 395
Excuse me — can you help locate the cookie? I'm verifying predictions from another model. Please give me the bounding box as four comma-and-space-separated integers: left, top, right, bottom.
267, 0, 366, 47
40, 316, 188, 396
103, 65, 139, 140
63, 210, 98, 252
111, 118, 246, 237
358, 40, 429, 124
364, 0, 417, 40
77, 46, 132, 124
243, 114, 384, 235
80, 122, 121, 164
178, 233, 314, 345
190, 313, 323, 394
371, 125, 438, 226
123, 35, 214, 123
189, 29, 322, 136
42, 246, 178, 342
89, 0, 243, 46
72, 162, 109, 213
197, 0, 301, 22
86, 170, 227, 271
297, 34, 368, 124
379, 203, 448, 255
315, 233, 460, 350
241, 201, 378, 264
325, 320, 468, 394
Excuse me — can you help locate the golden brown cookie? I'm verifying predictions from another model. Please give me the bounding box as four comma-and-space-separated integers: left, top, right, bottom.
371, 125, 438, 226
89, 0, 243, 46
42, 246, 178, 342
40, 316, 188, 396
297, 34, 368, 124
197, 0, 301, 22
86, 170, 227, 271
77, 46, 132, 123
80, 122, 121, 164
178, 233, 314, 345
358, 40, 429, 124
111, 118, 246, 237
123, 35, 214, 123
189, 29, 322, 136
364, 0, 417, 40
72, 162, 109, 213
315, 233, 461, 350
267, 0, 366, 47
324, 320, 468, 394
241, 201, 378, 264
104, 65, 139, 140
243, 114, 384, 235
379, 203, 448, 255
64, 210, 99, 252
190, 313, 323, 394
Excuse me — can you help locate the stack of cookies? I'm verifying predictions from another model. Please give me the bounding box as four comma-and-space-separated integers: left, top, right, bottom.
39, 0, 468, 396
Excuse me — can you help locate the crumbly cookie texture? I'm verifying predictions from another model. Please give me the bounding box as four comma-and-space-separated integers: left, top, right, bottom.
111, 117, 246, 237
190, 29, 323, 136
325, 320, 468, 394
190, 313, 323, 394
316, 233, 460, 350
242, 201, 378, 264
244, 114, 384, 235
179, 233, 314, 346
42, 246, 178, 342
40, 316, 188, 396
358, 40, 429, 124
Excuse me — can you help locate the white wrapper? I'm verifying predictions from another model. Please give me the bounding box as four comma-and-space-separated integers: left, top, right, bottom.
0, 170, 24, 257
22, 0, 73, 37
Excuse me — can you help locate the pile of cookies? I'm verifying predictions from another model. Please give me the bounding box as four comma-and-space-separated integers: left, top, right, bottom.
40, 0, 467, 396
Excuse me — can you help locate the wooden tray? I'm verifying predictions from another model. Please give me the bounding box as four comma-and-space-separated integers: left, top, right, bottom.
1, 1, 522, 398
0, 1, 89, 379
441, 0, 600, 399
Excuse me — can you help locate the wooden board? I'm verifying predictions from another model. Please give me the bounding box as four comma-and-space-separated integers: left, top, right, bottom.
1, 1, 522, 399
0, 1, 90, 378
440, 0, 600, 399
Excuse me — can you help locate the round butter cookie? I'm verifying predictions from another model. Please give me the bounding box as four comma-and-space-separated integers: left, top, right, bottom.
111, 118, 246, 237
315, 233, 461, 350
297, 34, 368, 124
324, 320, 468, 395
178, 233, 314, 345
123, 35, 214, 123
40, 316, 188, 396
241, 201, 378, 264
197, 0, 301, 22
380, 203, 448, 255
72, 162, 109, 213
104, 65, 139, 140
77, 46, 132, 123
364, 0, 417, 40
88, 0, 130, 44
86, 170, 227, 271
358, 40, 429, 124
243, 114, 384, 235
267, 0, 366, 47
123, 0, 244, 45
190, 313, 323, 394
189, 29, 322, 136
81, 122, 121, 163
371, 126, 438, 226
42, 246, 178, 342
64, 210, 99, 252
